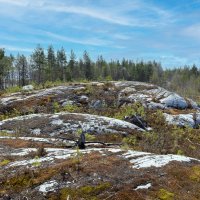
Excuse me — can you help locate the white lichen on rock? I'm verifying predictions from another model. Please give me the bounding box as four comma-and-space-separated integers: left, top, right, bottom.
164, 113, 200, 128
134, 183, 152, 190
129, 154, 196, 169
6, 148, 200, 169
38, 180, 58, 193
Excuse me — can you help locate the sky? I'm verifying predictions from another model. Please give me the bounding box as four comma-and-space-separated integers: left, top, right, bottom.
0, 0, 200, 68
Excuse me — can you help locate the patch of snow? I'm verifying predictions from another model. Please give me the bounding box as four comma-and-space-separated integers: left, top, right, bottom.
134, 183, 151, 190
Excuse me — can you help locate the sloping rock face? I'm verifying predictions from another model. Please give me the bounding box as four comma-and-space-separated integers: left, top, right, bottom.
0, 81, 199, 128
0, 81, 198, 111
164, 113, 200, 128
0, 138, 200, 200
1, 82, 200, 199
116, 81, 198, 109
0, 112, 143, 136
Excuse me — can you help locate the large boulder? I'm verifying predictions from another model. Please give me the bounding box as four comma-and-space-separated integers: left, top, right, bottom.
160, 93, 188, 109
22, 85, 34, 91
164, 113, 200, 128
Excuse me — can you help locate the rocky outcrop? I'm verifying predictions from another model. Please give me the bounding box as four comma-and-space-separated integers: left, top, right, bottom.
0, 140, 199, 199
0, 81, 198, 111
0, 79, 200, 199
164, 113, 200, 128
4, 147, 199, 169
0, 112, 144, 136
0, 81, 199, 129
116, 81, 198, 109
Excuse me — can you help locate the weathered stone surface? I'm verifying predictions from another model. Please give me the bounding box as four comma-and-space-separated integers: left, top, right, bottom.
116, 81, 198, 109
22, 85, 34, 91
0, 142, 199, 199
0, 112, 144, 136
1, 81, 198, 110
78, 95, 89, 104
90, 100, 103, 109
1, 81, 200, 200
0, 81, 199, 128
3, 147, 199, 169
164, 113, 200, 128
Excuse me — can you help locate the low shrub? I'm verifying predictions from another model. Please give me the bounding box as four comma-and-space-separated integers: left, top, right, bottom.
0, 159, 10, 166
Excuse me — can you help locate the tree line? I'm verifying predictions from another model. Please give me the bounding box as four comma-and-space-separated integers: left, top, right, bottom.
0, 45, 200, 100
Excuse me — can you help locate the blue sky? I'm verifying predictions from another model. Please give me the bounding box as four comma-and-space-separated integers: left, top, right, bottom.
0, 0, 200, 68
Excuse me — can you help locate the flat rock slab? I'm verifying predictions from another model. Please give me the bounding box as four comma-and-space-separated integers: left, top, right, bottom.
1, 135, 200, 200
0, 112, 144, 136
3, 147, 199, 169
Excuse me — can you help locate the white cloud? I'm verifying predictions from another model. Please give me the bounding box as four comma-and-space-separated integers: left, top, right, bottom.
0, 0, 28, 6
183, 24, 200, 40
112, 33, 131, 40
43, 4, 133, 26
0, 44, 33, 52
44, 31, 111, 47
0, 0, 172, 27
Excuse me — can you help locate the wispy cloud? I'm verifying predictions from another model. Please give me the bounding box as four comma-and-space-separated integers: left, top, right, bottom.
0, 44, 33, 52
112, 33, 131, 40
0, 0, 200, 67
44, 31, 111, 47
0, 0, 28, 6
43, 4, 133, 26
0, 0, 172, 27
183, 24, 200, 40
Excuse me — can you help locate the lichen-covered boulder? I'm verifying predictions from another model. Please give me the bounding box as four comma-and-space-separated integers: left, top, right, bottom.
22, 85, 34, 91
164, 113, 200, 128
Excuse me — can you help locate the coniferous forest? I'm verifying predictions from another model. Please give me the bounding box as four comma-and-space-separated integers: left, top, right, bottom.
1, 45, 200, 100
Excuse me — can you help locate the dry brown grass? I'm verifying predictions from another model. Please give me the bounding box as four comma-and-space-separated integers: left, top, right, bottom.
165, 108, 197, 115
1, 139, 53, 148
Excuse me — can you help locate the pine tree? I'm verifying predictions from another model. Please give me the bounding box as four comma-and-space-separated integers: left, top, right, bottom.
57, 47, 67, 82
31, 45, 46, 84
47, 45, 56, 81
68, 50, 76, 80
83, 51, 93, 80
0, 49, 12, 89
15, 54, 28, 86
